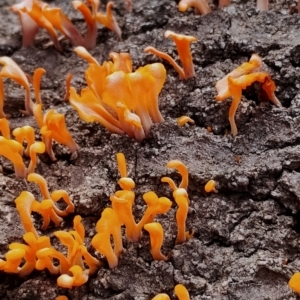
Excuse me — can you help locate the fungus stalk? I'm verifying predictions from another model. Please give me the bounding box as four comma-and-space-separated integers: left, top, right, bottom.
257, 0, 268, 10
219, 0, 230, 8
178, 0, 211, 15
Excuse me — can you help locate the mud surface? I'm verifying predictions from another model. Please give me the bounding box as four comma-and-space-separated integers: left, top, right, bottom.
1, 0, 300, 299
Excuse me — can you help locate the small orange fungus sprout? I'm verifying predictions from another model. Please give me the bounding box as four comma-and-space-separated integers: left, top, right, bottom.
56, 296, 68, 300
216, 54, 281, 136
145, 31, 197, 80
174, 284, 190, 300
178, 0, 211, 15
177, 116, 195, 127
161, 160, 191, 243
144, 222, 168, 261
205, 180, 218, 193
289, 272, 300, 294
116, 152, 135, 190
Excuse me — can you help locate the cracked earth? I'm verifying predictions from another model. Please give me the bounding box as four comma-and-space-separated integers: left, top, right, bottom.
1, 0, 300, 299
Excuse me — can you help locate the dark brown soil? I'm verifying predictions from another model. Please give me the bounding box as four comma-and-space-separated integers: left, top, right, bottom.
1, 0, 300, 299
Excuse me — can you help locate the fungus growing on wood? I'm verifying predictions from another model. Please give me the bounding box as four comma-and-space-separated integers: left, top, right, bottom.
145, 31, 197, 79
144, 222, 168, 261
178, 0, 211, 15
8, 232, 51, 277
0, 56, 33, 115
57, 265, 89, 289
228, 72, 281, 136
216, 54, 262, 101
70, 49, 166, 140
177, 116, 195, 127
36, 217, 100, 278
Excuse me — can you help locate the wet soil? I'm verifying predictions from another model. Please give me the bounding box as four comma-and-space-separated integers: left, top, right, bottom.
1, 0, 300, 299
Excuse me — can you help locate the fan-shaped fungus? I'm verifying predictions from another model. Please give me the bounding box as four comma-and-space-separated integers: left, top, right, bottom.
177, 116, 195, 127
216, 54, 281, 136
